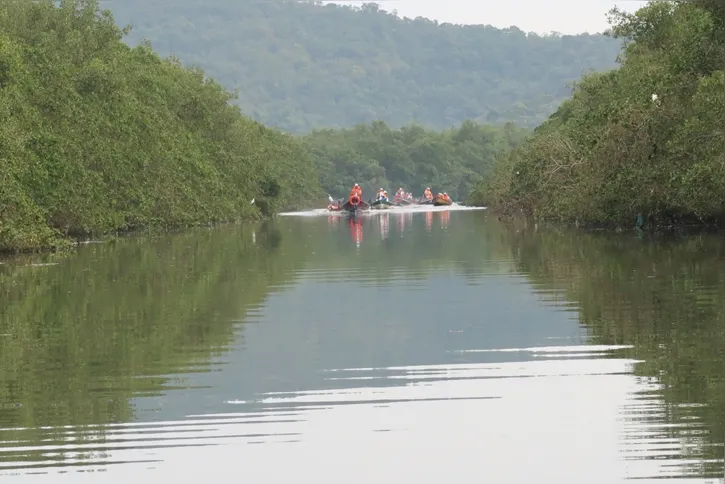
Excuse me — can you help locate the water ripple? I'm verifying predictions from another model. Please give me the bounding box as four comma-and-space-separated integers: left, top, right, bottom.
1, 345, 718, 483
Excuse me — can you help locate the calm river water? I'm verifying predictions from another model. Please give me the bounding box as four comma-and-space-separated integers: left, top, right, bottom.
0, 207, 723, 483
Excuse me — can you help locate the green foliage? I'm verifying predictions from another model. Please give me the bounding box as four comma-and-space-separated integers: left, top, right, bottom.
471, 0, 725, 227
304, 120, 529, 200
0, 0, 321, 253
101, 0, 623, 133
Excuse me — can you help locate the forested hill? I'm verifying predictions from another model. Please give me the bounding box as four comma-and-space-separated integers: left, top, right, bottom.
0, 0, 320, 253
470, 0, 725, 228
100, 0, 623, 133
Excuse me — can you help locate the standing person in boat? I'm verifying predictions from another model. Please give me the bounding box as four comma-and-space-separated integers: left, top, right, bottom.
348, 183, 363, 207
443, 192, 452, 202
395, 187, 405, 200
382, 190, 389, 201
376, 187, 385, 200
424, 187, 433, 200
350, 183, 362, 198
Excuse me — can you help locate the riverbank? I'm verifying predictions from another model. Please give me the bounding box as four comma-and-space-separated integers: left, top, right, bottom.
0, 0, 320, 254
468, 1, 725, 227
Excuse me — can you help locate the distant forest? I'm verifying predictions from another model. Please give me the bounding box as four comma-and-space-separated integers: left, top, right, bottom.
305, 120, 529, 201
101, 0, 623, 132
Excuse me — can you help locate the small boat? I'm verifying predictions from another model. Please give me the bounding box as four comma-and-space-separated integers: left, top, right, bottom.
327, 199, 344, 211
393, 196, 413, 206
433, 195, 452, 206
342, 193, 370, 212
371, 199, 395, 209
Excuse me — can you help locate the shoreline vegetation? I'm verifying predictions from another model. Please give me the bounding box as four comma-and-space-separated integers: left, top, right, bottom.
468, 0, 725, 230
0, 0, 320, 254
2, 0, 723, 254
0, 0, 528, 254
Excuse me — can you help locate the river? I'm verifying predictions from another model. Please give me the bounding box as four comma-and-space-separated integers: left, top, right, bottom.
0, 207, 723, 483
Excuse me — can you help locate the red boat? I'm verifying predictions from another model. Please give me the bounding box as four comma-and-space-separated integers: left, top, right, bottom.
342, 192, 370, 212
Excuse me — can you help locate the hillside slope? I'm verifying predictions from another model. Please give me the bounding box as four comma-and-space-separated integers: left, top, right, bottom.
470, 0, 725, 227
101, 0, 623, 132
0, 0, 320, 253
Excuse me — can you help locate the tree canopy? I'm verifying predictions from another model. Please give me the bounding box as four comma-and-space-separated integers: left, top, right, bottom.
470, 0, 725, 227
305, 120, 528, 200
101, 0, 623, 133
0, 0, 320, 253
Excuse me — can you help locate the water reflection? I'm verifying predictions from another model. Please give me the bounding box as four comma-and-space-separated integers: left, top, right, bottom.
438, 210, 450, 229
379, 213, 389, 240
1, 346, 711, 483
327, 209, 460, 247
0, 223, 302, 477
501, 221, 725, 481
1, 211, 724, 482
395, 212, 413, 236
348, 216, 363, 246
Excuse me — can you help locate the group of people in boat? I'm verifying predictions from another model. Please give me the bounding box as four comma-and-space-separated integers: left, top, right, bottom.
345, 184, 452, 203
394, 187, 414, 201
421, 187, 451, 202
326, 183, 453, 211
373, 187, 416, 202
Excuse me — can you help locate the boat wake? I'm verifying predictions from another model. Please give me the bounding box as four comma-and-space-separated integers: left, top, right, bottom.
279, 204, 487, 217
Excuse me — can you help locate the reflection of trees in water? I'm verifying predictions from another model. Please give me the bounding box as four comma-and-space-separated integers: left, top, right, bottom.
502, 223, 725, 479
259, 220, 282, 250
0, 222, 307, 468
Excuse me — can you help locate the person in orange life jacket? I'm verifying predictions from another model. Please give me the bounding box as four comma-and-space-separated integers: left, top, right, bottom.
350, 183, 362, 198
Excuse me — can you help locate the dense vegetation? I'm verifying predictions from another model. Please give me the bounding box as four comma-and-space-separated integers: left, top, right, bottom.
0, 0, 320, 253
471, 0, 725, 228
102, 0, 623, 132
305, 120, 529, 200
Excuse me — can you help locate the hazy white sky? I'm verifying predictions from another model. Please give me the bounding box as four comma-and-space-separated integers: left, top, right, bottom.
328, 0, 649, 34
